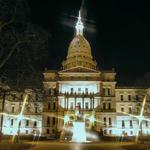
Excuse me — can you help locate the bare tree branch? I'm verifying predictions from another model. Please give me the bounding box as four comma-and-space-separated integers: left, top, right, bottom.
0, 40, 26, 69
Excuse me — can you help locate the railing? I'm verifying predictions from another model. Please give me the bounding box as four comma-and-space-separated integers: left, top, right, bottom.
58, 92, 100, 97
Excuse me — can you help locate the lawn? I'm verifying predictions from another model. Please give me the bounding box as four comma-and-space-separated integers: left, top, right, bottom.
0, 141, 32, 150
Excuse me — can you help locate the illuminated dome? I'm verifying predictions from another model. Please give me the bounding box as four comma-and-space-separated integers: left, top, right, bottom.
62, 12, 97, 71
67, 35, 92, 59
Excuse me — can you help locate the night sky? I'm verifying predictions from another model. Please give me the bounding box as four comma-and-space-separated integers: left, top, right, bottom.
27, 0, 150, 85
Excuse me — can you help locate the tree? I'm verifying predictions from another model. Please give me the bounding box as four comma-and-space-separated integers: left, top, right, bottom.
0, 0, 49, 89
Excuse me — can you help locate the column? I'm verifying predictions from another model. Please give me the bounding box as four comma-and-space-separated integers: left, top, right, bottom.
64, 96, 66, 109
67, 97, 69, 110
90, 97, 92, 109
75, 97, 76, 109
82, 97, 84, 110
93, 97, 94, 109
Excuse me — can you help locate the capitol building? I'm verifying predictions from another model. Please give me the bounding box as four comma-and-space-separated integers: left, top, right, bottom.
0, 12, 150, 139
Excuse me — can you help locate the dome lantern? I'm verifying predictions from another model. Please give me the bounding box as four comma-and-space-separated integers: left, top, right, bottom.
75, 11, 84, 35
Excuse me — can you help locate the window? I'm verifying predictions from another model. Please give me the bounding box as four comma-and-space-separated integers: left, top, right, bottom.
103, 103, 106, 110
120, 95, 124, 101
26, 130, 28, 134
108, 103, 111, 110
70, 102, 74, 109
52, 117, 55, 125
129, 107, 132, 113
109, 130, 112, 135
128, 95, 131, 101
48, 102, 51, 110
35, 107, 38, 113
53, 102, 56, 110
78, 88, 81, 93
146, 121, 148, 127
26, 120, 29, 127
34, 121, 37, 127
103, 88, 106, 96
85, 88, 88, 93
77, 102, 81, 109
122, 131, 125, 135
108, 88, 111, 96
121, 107, 124, 112
136, 95, 139, 100
11, 119, 13, 126
50, 88, 54, 95
103, 88, 111, 96
122, 120, 125, 128
103, 130, 107, 135
47, 117, 50, 125
130, 131, 133, 135
19, 121, 21, 127
12, 106, 15, 113
71, 88, 73, 93
109, 118, 112, 126
130, 120, 133, 128
47, 129, 50, 134
85, 102, 89, 109
104, 117, 106, 126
